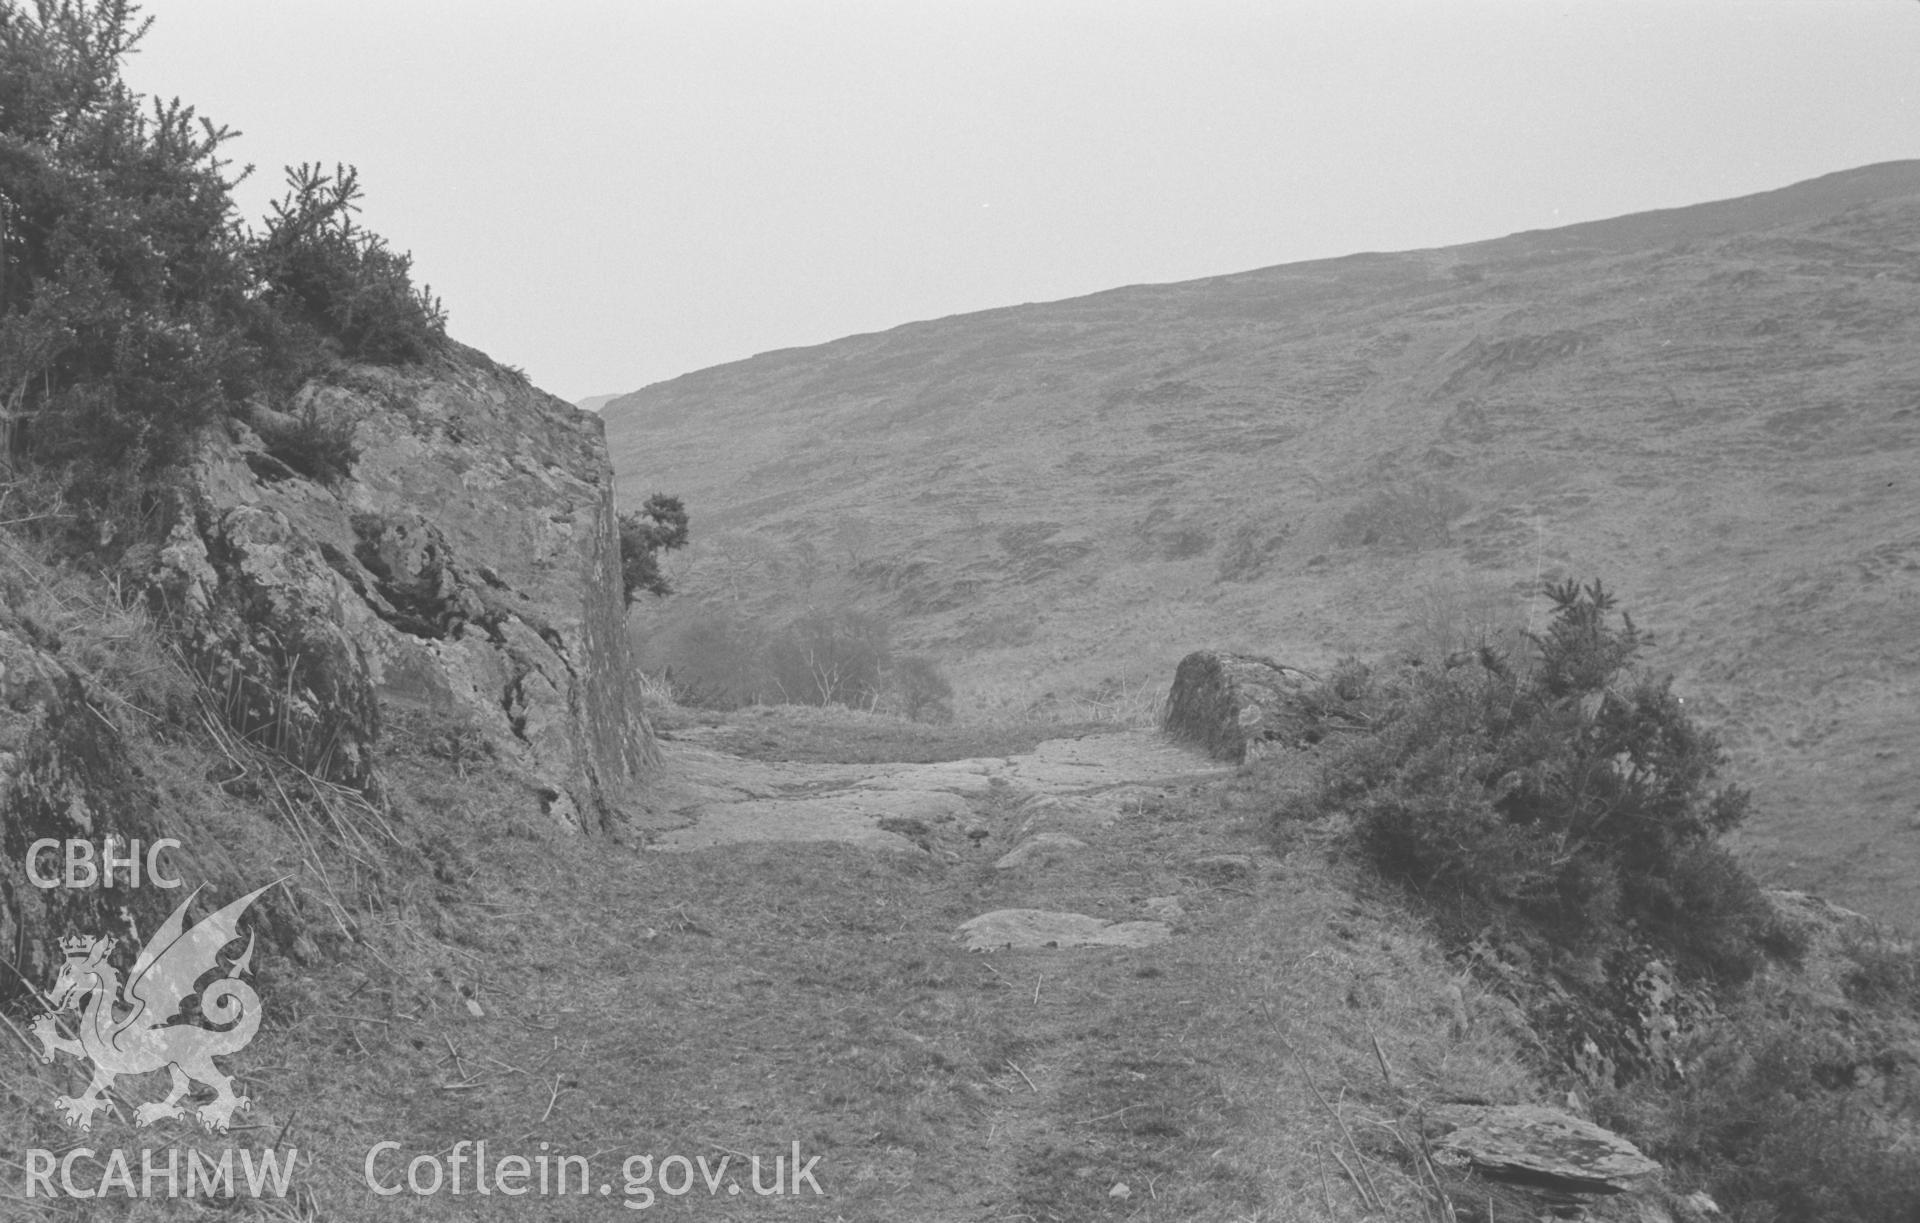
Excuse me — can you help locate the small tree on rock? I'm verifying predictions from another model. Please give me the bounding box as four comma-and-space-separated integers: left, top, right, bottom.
619, 493, 689, 604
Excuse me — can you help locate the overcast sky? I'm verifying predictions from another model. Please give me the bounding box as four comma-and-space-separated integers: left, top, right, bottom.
124, 1, 1920, 405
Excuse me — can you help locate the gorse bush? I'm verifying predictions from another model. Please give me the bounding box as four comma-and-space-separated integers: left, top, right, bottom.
1286, 579, 1771, 980
254, 163, 446, 366
0, 0, 445, 484
1, 0, 253, 471
1285, 581, 1920, 1220
262, 400, 359, 483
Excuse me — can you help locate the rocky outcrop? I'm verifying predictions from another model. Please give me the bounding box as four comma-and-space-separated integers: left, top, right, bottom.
147, 346, 656, 831
1162, 650, 1320, 762
0, 619, 180, 1006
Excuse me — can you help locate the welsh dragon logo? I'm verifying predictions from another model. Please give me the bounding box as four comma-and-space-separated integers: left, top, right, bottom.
29, 882, 278, 1134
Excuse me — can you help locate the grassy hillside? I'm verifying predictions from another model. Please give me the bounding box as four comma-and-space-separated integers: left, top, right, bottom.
605, 161, 1920, 928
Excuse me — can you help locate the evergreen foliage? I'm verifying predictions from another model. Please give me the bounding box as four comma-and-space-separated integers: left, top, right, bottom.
618, 493, 689, 603
254, 162, 445, 365
0, 0, 445, 483
1285, 579, 1771, 980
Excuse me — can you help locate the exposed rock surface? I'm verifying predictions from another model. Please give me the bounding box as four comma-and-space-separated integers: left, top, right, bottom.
657, 790, 969, 854
650, 728, 1227, 852
147, 346, 655, 830
1162, 650, 1320, 762
1425, 1103, 1660, 1193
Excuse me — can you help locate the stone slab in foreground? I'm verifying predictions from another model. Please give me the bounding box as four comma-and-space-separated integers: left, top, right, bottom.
1426, 1103, 1660, 1194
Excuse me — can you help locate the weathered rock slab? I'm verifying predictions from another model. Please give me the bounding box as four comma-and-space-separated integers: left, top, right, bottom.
957, 909, 1172, 951
649, 728, 1228, 851
1426, 1103, 1660, 1193
652, 790, 967, 853
853, 760, 999, 796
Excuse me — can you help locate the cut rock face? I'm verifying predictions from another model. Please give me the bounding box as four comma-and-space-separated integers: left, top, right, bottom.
957, 909, 1172, 951
149, 348, 655, 829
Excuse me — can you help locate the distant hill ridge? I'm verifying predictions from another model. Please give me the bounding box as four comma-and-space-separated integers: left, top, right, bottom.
607, 160, 1920, 926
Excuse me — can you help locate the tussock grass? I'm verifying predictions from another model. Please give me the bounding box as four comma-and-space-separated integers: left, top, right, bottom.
2, 655, 1579, 1219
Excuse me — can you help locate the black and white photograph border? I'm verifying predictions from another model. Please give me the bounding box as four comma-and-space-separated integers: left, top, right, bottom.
2, 2, 1917, 1219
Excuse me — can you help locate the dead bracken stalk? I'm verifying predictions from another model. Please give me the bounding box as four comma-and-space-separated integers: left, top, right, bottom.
1291, 1045, 1382, 1209
1370, 1028, 1395, 1090
1007, 1060, 1039, 1093
1331, 1146, 1376, 1210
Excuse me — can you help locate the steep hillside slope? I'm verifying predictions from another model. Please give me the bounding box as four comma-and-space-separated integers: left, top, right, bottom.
605, 161, 1920, 927
2, 346, 655, 1006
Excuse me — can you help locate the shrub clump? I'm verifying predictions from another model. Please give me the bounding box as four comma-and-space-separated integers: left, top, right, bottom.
253, 163, 447, 367
261, 400, 359, 483
1284, 579, 1772, 981
1597, 995, 1920, 1223
888, 654, 954, 723
765, 608, 890, 709
0, 1, 446, 488
618, 494, 689, 605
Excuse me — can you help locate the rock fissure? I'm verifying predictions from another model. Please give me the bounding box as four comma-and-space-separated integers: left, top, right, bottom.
139, 347, 656, 830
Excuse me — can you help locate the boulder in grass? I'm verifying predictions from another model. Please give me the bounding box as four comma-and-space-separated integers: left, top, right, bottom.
1161, 650, 1318, 762
1424, 1104, 1661, 1195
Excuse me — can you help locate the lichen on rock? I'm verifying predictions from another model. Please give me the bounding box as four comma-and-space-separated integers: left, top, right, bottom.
1162, 649, 1318, 762
147, 344, 657, 830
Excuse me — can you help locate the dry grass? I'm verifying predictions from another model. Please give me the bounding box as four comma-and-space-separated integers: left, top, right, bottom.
603, 176, 1920, 930
674, 701, 1106, 765
4, 693, 1557, 1219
